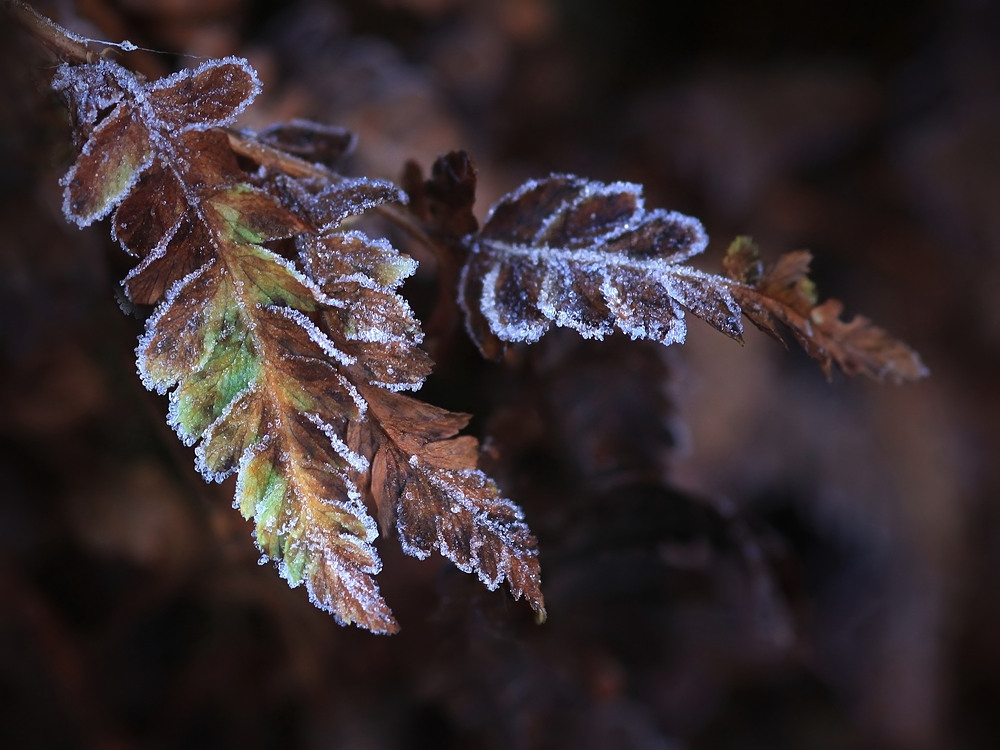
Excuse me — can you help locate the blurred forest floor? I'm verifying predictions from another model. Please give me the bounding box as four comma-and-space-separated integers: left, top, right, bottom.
1, 1, 998, 748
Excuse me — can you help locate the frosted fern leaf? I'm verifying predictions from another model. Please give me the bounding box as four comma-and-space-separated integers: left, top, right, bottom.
54, 53, 401, 631
51, 50, 544, 632
459, 175, 744, 358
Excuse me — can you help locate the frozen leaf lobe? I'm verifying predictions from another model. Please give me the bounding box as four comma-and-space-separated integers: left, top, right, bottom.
256, 119, 357, 169
135, 249, 391, 630
364, 390, 545, 620
55, 57, 260, 230
147, 57, 261, 131
301, 230, 431, 392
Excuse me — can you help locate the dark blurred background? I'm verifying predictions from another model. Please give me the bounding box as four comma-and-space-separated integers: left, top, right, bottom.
1, 1, 997, 748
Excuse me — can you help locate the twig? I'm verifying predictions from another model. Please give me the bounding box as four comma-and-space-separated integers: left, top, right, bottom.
3, 0, 95, 64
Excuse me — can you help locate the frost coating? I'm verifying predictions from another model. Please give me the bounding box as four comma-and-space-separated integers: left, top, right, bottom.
59, 110, 155, 226
304, 412, 369, 474
52, 59, 127, 133
460, 174, 743, 354
308, 179, 408, 231
193, 383, 261, 481
147, 56, 262, 131
267, 305, 358, 368
302, 231, 417, 291
395, 459, 540, 603
136, 259, 217, 393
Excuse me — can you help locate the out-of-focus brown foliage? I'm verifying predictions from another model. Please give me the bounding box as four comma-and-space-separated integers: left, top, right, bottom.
1, 1, 997, 749
723, 236, 928, 381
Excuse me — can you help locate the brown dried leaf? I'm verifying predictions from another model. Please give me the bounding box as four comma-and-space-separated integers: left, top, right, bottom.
255, 119, 357, 169
365, 388, 471, 454
398, 462, 544, 612
295, 200, 543, 621
809, 299, 930, 381
723, 236, 928, 382
362, 385, 545, 619
281, 175, 406, 233
403, 150, 479, 239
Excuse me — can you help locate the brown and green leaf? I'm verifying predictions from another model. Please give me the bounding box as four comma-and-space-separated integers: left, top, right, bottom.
51, 49, 543, 631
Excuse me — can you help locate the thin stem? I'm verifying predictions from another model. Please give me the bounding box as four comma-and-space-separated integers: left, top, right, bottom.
3, 0, 95, 63
373, 202, 438, 254
226, 129, 333, 181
